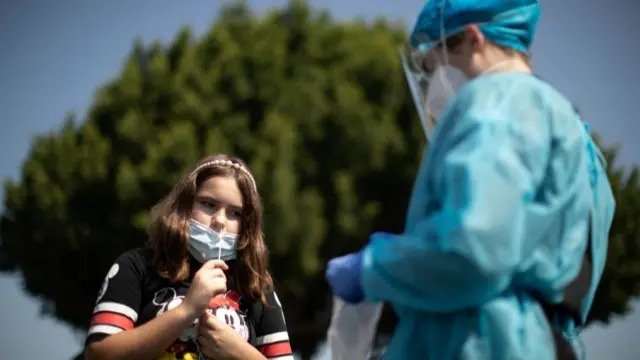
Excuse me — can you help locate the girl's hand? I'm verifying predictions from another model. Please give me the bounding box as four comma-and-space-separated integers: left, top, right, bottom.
182, 260, 228, 317
197, 312, 252, 360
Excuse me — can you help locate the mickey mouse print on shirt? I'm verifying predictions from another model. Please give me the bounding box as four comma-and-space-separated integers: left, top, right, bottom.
152, 287, 250, 343
86, 249, 294, 360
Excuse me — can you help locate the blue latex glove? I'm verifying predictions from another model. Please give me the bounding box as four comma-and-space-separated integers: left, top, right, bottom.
325, 251, 365, 304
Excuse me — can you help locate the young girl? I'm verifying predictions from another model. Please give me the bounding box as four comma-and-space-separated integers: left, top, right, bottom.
85, 154, 293, 360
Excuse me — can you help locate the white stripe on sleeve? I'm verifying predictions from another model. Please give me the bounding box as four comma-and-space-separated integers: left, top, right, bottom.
255, 331, 290, 345
88, 324, 124, 336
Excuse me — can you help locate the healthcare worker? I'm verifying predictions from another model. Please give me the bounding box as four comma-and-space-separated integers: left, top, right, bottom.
325, 0, 616, 359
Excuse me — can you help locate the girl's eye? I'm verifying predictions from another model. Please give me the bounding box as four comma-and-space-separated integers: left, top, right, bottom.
227, 209, 241, 219
200, 199, 217, 209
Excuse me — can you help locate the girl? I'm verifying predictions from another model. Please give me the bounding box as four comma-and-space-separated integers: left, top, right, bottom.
85, 154, 293, 360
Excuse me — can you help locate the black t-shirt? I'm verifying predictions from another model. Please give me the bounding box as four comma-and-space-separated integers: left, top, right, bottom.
86, 248, 293, 359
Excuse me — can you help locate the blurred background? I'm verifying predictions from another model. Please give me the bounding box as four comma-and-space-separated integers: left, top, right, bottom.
1, 0, 639, 359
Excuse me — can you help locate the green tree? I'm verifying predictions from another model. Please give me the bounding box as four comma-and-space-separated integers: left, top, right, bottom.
1, 2, 421, 358
0, 2, 638, 359
587, 137, 640, 324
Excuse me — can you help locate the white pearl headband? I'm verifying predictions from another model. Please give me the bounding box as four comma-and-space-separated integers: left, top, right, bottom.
190, 159, 257, 191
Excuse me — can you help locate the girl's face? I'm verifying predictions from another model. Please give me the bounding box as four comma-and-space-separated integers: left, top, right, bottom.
191, 175, 243, 234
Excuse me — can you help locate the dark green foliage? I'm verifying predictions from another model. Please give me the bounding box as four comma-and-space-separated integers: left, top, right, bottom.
587, 137, 640, 324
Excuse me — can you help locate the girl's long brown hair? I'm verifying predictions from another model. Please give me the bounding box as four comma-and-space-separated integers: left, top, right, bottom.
146, 154, 273, 303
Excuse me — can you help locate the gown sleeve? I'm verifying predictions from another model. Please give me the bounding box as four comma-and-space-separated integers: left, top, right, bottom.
361, 83, 560, 312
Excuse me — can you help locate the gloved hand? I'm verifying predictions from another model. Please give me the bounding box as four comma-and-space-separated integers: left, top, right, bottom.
325, 251, 364, 304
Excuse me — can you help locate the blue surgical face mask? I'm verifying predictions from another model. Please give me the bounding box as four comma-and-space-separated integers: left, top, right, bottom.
188, 219, 238, 262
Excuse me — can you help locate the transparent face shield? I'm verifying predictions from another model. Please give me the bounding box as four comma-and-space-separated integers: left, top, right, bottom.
399, 0, 459, 142
399, 44, 437, 140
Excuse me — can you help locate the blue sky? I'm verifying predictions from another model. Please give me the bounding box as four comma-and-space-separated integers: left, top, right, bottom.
0, 0, 639, 359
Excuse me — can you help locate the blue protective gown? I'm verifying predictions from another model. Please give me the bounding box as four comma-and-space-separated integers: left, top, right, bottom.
360, 72, 616, 360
